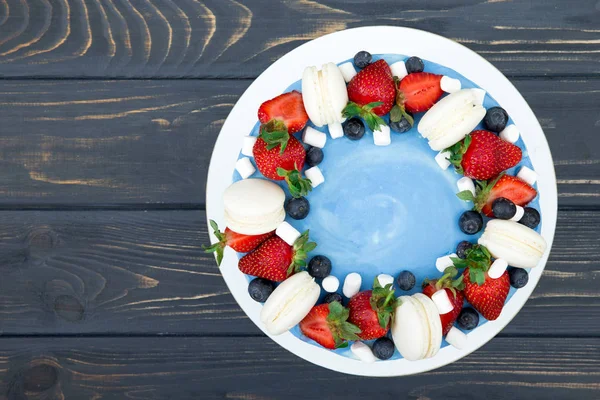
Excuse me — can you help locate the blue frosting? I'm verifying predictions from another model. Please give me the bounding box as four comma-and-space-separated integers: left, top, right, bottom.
231, 54, 541, 360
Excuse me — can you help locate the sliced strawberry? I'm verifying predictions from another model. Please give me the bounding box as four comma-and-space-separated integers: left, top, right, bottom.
347, 59, 396, 116
299, 302, 361, 349
258, 91, 309, 134
422, 266, 465, 336
398, 72, 443, 113
448, 131, 522, 180
204, 220, 275, 265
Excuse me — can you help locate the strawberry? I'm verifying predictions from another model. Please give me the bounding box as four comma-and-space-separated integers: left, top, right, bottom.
299, 301, 361, 349
347, 59, 396, 117
258, 91, 309, 134
448, 130, 522, 180
452, 245, 510, 321
348, 278, 398, 340
458, 174, 537, 217
237, 230, 316, 282
398, 72, 443, 113
422, 266, 465, 336
204, 220, 275, 266
253, 120, 311, 198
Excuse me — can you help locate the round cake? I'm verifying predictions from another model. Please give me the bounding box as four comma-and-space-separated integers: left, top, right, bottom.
207, 52, 547, 363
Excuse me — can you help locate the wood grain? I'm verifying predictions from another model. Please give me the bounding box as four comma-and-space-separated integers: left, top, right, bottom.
0, 336, 599, 399
0, 209, 597, 336
0, 78, 598, 206
0, 0, 599, 78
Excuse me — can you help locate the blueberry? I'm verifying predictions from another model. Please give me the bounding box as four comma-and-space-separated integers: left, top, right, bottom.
519, 207, 541, 229
343, 118, 365, 140
458, 307, 479, 330
353, 51, 372, 69
323, 292, 343, 304
484, 107, 509, 132
389, 113, 413, 133
306, 146, 324, 167
459, 211, 484, 235
509, 267, 529, 289
308, 255, 332, 278
405, 56, 424, 73
397, 270, 416, 291
372, 337, 395, 360
248, 278, 275, 302
456, 241, 473, 259
285, 197, 310, 220
492, 197, 517, 219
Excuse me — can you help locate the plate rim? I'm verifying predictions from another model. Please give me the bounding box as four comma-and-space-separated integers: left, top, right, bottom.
206, 25, 558, 377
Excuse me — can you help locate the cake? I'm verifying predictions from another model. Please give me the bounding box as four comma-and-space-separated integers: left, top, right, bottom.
206, 52, 547, 363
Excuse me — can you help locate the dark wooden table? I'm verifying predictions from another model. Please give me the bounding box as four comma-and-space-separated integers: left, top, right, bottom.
0, 1, 598, 398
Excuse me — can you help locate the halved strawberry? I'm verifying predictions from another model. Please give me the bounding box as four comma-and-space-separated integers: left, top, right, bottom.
398, 72, 443, 113
299, 302, 361, 349
348, 278, 398, 340
204, 220, 275, 265
347, 59, 396, 117
458, 174, 537, 217
422, 266, 465, 336
258, 91, 309, 134
448, 130, 522, 180
238, 230, 316, 282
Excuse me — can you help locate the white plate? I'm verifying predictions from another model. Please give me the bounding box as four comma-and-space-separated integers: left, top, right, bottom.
206, 26, 557, 376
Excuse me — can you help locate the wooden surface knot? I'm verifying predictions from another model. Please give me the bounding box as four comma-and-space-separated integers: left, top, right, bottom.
42, 280, 86, 323
26, 227, 58, 251
7, 358, 62, 400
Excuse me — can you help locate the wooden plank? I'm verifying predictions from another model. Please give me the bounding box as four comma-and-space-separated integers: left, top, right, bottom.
0, 0, 598, 78
0, 336, 599, 399
0, 79, 598, 206
0, 209, 598, 336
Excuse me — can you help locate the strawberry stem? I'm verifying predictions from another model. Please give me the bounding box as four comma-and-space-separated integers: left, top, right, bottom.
203, 220, 226, 266
277, 167, 312, 198
286, 230, 317, 276
259, 120, 290, 154
327, 301, 362, 348
451, 245, 492, 286
445, 134, 472, 175
342, 101, 387, 132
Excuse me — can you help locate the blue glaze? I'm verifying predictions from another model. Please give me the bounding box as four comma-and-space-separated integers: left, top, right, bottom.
231, 54, 541, 360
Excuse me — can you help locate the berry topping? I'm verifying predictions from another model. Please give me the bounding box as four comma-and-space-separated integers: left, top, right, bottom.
509, 267, 529, 289
299, 302, 361, 349
397, 270, 416, 291
520, 207, 541, 229
204, 220, 275, 266
348, 278, 398, 340
248, 278, 275, 302
307, 255, 332, 278
484, 106, 509, 133
343, 117, 366, 140
323, 292, 343, 304
492, 197, 517, 220
285, 197, 310, 220
346, 59, 396, 117
456, 241, 473, 259
457, 307, 480, 330
405, 56, 425, 73
372, 337, 395, 360
459, 211, 484, 234
397, 72, 444, 113
353, 51, 372, 69
448, 131, 522, 180
422, 266, 465, 335
258, 91, 309, 134
389, 111, 413, 133
306, 146, 324, 167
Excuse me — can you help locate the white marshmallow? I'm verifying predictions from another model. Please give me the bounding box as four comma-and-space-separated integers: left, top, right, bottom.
338, 62, 357, 83
343, 272, 362, 298
302, 126, 327, 149
305, 166, 325, 188
241, 136, 257, 157
435, 151, 452, 170
328, 121, 344, 139
517, 166, 538, 186
373, 124, 391, 146
322, 275, 340, 293
435, 253, 457, 273
488, 258, 508, 279
446, 326, 468, 349
351, 341, 377, 363
235, 157, 256, 179
510, 205, 525, 222
499, 124, 520, 144
440, 76, 462, 93
457, 177, 476, 197
377, 274, 394, 288
471, 88, 486, 105
275, 221, 301, 246
390, 61, 408, 80
432, 290, 454, 315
